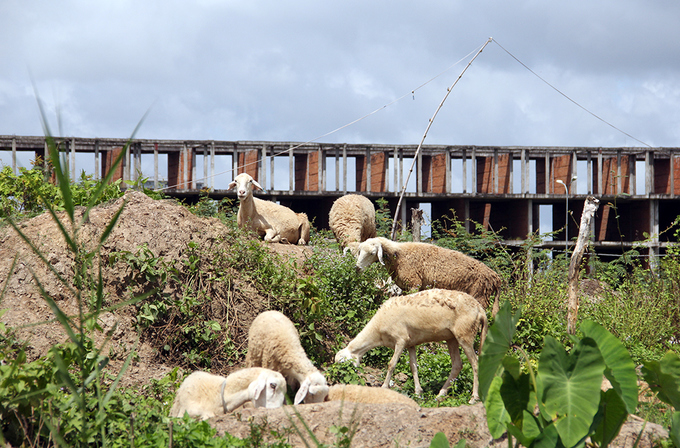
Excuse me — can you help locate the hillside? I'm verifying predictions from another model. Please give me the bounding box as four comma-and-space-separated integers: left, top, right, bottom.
0, 190, 667, 447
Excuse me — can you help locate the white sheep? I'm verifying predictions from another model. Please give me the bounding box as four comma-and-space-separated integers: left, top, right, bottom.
169, 367, 286, 420
325, 384, 420, 410
328, 194, 377, 254
355, 237, 502, 316
228, 173, 310, 245
245, 310, 329, 404
334, 289, 488, 403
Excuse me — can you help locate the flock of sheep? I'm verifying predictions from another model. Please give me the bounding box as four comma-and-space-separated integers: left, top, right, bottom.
170, 173, 502, 419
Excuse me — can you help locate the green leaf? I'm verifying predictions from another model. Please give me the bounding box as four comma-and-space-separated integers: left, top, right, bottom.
581, 320, 638, 413
590, 389, 628, 448
484, 376, 512, 439
671, 411, 680, 448
641, 351, 680, 410
531, 422, 563, 448
538, 336, 605, 448
500, 370, 532, 426
506, 411, 541, 448
429, 432, 451, 448
479, 301, 521, 401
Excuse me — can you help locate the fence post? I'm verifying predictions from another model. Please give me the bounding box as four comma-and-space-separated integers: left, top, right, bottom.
411, 208, 423, 242
567, 196, 600, 334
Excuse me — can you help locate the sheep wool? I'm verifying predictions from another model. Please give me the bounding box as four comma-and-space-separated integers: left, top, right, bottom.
228, 173, 310, 245
169, 367, 286, 420
355, 237, 502, 315
245, 310, 329, 405
326, 384, 420, 410
335, 289, 488, 404
328, 194, 377, 252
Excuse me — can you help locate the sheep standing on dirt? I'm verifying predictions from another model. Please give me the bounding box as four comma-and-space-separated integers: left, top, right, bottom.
245, 310, 329, 404
328, 194, 377, 254
169, 367, 287, 420
325, 384, 420, 410
334, 289, 488, 403
355, 237, 502, 316
228, 173, 310, 245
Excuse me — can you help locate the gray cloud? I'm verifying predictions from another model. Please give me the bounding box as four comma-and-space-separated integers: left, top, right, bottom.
1, 0, 678, 158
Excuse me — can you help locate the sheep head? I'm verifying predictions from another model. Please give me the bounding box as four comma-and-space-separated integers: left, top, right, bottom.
294, 372, 329, 405
355, 238, 384, 270
228, 173, 263, 201
249, 370, 286, 409
334, 348, 361, 367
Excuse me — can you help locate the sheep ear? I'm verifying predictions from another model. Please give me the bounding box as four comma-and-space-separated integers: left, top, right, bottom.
228, 181, 236, 190
251, 179, 264, 191
294, 379, 310, 405
377, 243, 384, 265
251, 377, 266, 400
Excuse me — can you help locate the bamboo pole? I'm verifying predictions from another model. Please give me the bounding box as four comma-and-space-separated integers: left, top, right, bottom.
390, 37, 492, 240
567, 195, 600, 334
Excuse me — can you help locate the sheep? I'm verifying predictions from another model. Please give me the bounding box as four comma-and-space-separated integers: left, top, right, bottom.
245, 310, 329, 404
328, 194, 377, 254
228, 173, 310, 245
325, 384, 420, 410
354, 237, 502, 316
334, 289, 488, 403
169, 367, 286, 420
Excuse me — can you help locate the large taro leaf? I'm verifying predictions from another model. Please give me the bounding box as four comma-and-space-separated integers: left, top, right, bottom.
581, 320, 638, 413
479, 301, 521, 401
590, 389, 628, 448
500, 368, 532, 427
485, 375, 512, 439
642, 351, 680, 410
538, 336, 605, 448
671, 411, 680, 448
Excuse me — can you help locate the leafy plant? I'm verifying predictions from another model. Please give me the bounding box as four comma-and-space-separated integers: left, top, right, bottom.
642, 351, 680, 447
480, 301, 638, 448
0, 99, 154, 446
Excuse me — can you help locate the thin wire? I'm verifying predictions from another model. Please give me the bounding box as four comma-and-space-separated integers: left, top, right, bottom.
159, 43, 487, 191
491, 39, 652, 148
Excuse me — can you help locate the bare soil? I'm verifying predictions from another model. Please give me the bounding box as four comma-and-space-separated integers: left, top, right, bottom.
0, 191, 668, 447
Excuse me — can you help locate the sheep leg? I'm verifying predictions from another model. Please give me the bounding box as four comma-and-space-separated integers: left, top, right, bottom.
438, 339, 463, 399
382, 341, 406, 390
408, 346, 424, 396
458, 337, 480, 404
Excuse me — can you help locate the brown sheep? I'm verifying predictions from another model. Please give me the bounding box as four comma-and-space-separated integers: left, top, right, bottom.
354, 237, 501, 315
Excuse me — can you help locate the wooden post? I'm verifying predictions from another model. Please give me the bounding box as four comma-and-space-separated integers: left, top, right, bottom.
567, 195, 601, 334
411, 208, 423, 242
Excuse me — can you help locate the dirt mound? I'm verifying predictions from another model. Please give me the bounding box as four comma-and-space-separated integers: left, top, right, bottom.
0, 191, 669, 447
0, 190, 269, 382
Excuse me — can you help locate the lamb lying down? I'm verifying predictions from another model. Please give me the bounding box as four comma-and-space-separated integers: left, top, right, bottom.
169, 367, 287, 420
325, 384, 420, 410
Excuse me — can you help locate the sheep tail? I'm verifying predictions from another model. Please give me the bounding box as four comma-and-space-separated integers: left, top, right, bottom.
490, 290, 500, 318
477, 311, 489, 357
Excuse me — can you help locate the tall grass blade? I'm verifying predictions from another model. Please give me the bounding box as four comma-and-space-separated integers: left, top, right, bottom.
30, 270, 78, 344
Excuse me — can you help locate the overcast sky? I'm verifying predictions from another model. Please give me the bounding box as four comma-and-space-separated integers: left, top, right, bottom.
2, 0, 679, 152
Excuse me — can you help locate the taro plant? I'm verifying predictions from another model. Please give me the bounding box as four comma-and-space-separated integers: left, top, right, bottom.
641, 351, 680, 447
479, 301, 638, 448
